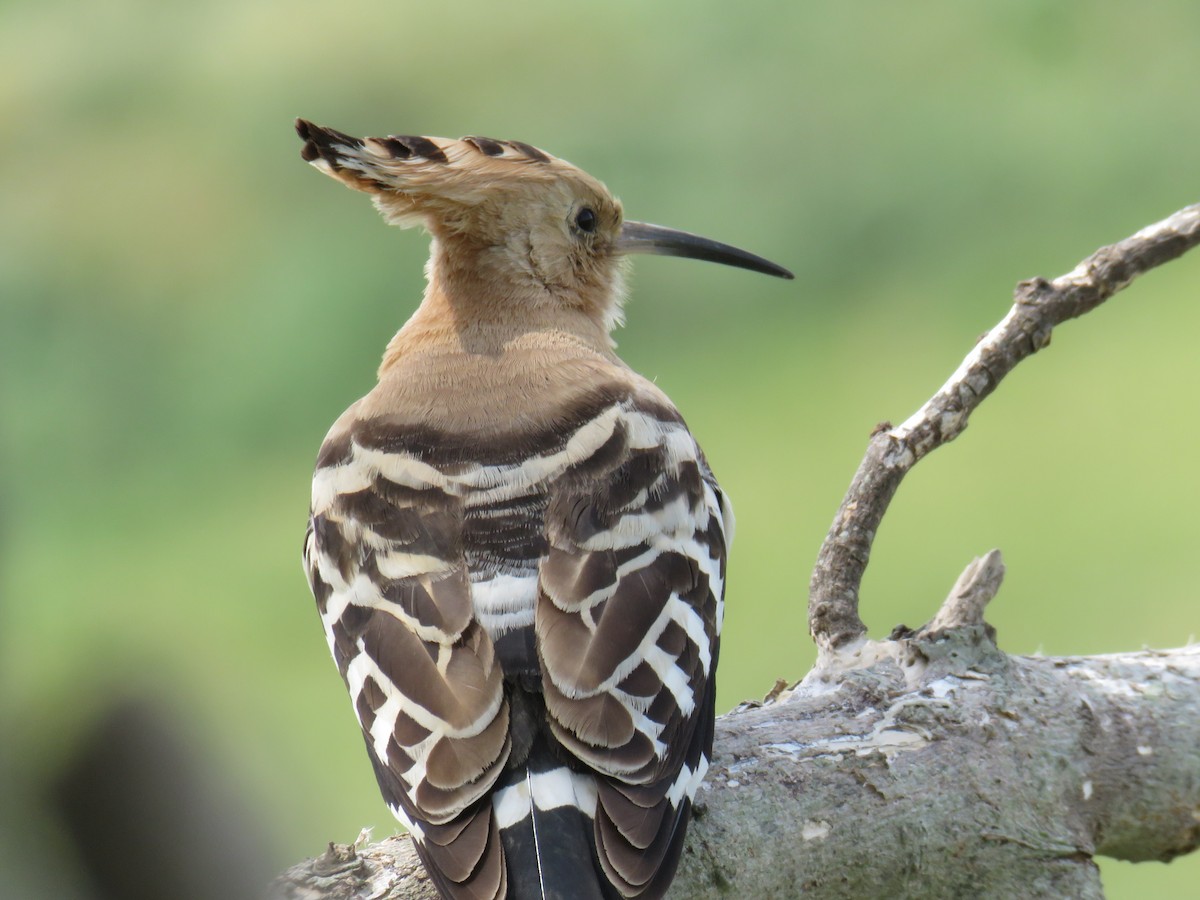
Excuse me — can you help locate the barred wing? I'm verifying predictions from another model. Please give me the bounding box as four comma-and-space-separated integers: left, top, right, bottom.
304, 393, 730, 900
537, 404, 731, 898
303, 431, 511, 900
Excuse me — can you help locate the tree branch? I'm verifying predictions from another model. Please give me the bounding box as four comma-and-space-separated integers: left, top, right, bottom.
808, 203, 1200, 654
272, 633, 1200, 899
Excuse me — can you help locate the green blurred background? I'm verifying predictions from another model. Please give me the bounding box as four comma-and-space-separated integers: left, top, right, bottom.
3, 0, 1198, 896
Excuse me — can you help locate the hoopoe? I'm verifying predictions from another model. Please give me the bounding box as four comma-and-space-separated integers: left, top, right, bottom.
297, 119, 792, 900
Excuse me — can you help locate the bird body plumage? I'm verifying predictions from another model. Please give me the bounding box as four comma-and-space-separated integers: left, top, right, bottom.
296, 119, 789, 900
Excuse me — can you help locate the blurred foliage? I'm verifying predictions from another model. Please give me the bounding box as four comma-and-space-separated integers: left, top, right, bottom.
2, 0, 1198, 895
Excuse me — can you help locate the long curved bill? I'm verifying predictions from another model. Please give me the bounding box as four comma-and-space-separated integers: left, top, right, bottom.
618, 220, 794, 279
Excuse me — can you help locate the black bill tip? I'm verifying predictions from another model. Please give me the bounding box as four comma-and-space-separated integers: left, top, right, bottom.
618, 220, 794, 280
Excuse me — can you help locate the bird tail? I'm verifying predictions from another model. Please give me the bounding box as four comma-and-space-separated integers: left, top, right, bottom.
491, 740, 610, 900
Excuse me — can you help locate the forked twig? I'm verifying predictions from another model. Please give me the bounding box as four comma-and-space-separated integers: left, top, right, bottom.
809, 203, 1200, 654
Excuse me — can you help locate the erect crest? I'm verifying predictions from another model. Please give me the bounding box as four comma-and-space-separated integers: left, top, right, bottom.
295, 120, 599, 227
297, 121, 557, 172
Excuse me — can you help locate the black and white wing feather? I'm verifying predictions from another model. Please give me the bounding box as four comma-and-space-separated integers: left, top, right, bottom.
304, 422, 511, 899
537, 398, 730, 897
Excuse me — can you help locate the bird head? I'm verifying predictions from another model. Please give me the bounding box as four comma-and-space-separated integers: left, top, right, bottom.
296, 119, 792, 331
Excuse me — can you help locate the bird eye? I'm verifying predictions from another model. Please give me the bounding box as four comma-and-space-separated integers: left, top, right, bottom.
574, 207, 598, 234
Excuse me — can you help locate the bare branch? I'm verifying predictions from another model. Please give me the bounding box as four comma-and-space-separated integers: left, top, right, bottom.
809, 203, 1200, 652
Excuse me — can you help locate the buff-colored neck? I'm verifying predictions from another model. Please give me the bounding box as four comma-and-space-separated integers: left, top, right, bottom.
379, 236, 621, 373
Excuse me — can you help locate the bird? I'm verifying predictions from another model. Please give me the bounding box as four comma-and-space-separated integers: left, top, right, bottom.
296, 118, 792, 900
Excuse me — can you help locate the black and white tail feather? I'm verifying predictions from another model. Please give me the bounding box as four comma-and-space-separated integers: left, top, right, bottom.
494, 741, 604, 900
